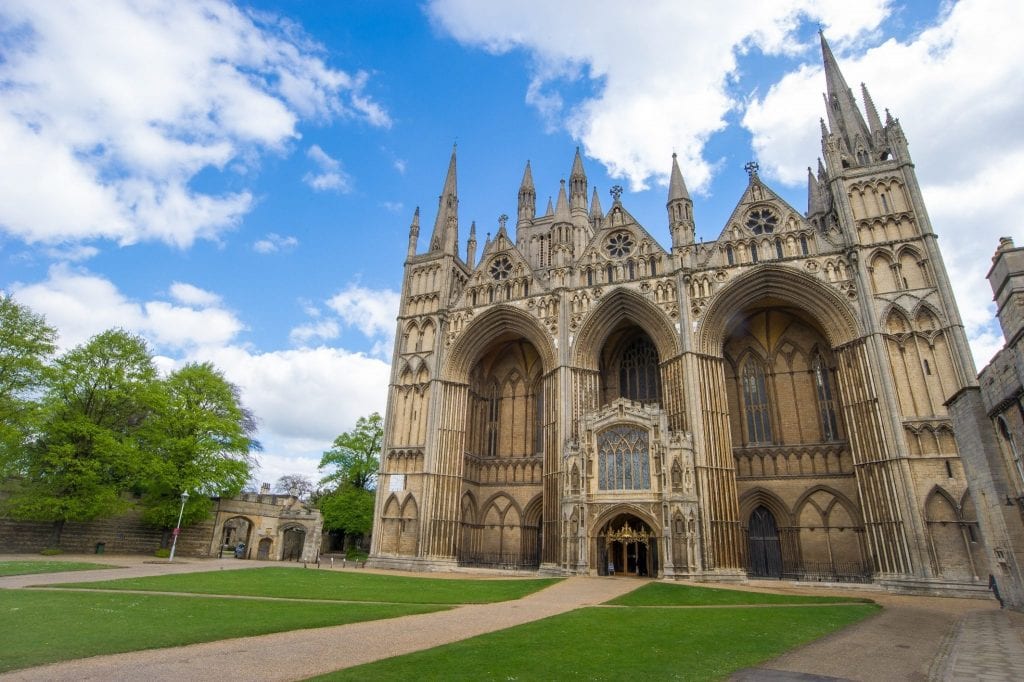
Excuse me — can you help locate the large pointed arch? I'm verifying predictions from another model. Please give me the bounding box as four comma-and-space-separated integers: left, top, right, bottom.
697, 266, 860, 354
443, 305, 556, 383
571, 288, 681, 369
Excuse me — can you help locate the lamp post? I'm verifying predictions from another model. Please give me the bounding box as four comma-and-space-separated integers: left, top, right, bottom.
168, 490, 190, 563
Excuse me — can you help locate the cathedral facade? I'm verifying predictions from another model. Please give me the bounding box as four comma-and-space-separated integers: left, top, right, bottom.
368, 35, 990, 593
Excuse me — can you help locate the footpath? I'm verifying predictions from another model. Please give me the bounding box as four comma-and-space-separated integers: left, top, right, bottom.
2, 555, 1023, 681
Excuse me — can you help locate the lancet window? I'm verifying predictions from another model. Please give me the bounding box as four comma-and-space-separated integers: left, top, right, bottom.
812, 353, 839, 441
619, 337, 661, 405
742, 359, 773, 444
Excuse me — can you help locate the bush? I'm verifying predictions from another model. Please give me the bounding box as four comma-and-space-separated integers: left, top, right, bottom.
345, 547, 368, 561
153, 548, 170, 558
39, 548, 63, 556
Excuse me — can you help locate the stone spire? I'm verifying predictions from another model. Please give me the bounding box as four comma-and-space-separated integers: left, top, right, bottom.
407, 206, 420, 258
807, 166, 826, 218
544, 196, 554, 216
569, 147, 588, 214
861, 82, 883, 135
517, 160, 536, 224
554, 180, 571, 224
466, 220, 477, 268
666, 153, 694, 249
820, 32, 871, 158
590, 186, 603, 221
429, 144, 459, 255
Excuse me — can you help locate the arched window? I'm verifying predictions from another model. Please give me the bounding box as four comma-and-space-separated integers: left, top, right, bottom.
586, 268, 593, 286
812, 353, 839, 441
627, 260, 635, 280
750, 241, 759, 263
534, 381, 544, 454
606, 264, 614, 283
649, 256, 657, 276
742, 359, 773, 444
800, 235, 809, 255
619, 337, 662, 405
597, 425, 650, 490
775, 239, 783, 259
726, 245, 735, 265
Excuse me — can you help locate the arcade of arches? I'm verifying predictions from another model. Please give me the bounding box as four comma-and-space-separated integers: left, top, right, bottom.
370, 40, 990, 594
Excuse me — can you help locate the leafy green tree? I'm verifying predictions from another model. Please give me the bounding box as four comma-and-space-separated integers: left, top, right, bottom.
0, 295, 57, 472
139, 362, 259, 528
319, 412, 382, 491
318, 412, 382, 540
2, 329, 160, 544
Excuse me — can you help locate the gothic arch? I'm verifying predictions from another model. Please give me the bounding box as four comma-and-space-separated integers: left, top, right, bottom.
792, 484, 863, 527
443, 305, 556, 383
738, 487, 793, 526
571, 288, 681, 369
697, 266, 860, 355
591, 503, 660, 534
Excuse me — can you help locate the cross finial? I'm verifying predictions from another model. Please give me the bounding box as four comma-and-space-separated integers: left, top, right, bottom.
744, 161, 760, 178
610, 185, 624, 201
498, 214, 508, 230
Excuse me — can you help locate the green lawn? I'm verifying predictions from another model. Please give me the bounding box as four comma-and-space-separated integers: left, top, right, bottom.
0, 560, 120, 577
608, 581, 873, 606
317, 603, 880, 681
50, 567, 562, 603
0, 590, 446, 673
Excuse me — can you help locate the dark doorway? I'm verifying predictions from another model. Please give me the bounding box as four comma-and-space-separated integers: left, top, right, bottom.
282, 527, 306, 561
748, 506, 782, 578
257, 537, 272, 560
598, 514, 657, 577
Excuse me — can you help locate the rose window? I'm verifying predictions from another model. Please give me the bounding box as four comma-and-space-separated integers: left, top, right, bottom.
605, 232, 634, 258
490, 256, 512, 281
746, 208, 778, 234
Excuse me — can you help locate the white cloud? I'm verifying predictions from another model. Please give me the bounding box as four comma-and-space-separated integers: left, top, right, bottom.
303, 144, 352, 193
742, 0, 1024, 367
0, 0, 388, 248
326, 284, 400, 355
290, 319, 341, 346
426, 0, 890, 192
43, 244, 99, 262
9, 268, 390, 484
11, 265, 243, 351
380, 201, 405, 213
169, 282, 222, 307
253, 232, 299, 254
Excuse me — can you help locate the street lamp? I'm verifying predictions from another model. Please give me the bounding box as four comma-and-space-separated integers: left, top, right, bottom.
168, 490, 190, 563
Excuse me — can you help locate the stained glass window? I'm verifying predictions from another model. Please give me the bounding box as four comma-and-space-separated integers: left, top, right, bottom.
813, 353, 839, 441
742, 360, 773, 444
619, 337, 661, 404
598, 426, 650, 490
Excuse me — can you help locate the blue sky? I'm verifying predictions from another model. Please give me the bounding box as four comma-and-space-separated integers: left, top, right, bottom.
2, 0, 1022, 485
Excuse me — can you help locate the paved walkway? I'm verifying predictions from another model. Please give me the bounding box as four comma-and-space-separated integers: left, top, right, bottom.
2, 556, 1024, 680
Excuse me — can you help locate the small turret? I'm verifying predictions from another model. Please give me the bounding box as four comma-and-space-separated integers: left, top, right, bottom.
569, 147, 588, 215
807, 167, 826, 230
667, 153, 694, 250
407, 206, 420, 258
467, 220, 477, 268
861, 83, 883, 135
590, 186, 604, 224
517, 161, 536, 225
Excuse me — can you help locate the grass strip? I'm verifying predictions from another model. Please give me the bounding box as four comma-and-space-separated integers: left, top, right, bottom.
0, 561, 120, 577
607, 581, 874, 606
49, 567, 561, 604
0, 589, 446, 673
317, 604, 879, 681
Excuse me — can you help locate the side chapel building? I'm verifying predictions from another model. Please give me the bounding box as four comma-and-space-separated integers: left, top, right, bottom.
369, 34, 1007, 596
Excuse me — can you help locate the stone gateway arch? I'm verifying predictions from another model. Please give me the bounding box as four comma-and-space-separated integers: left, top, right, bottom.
367, 34, 991, 595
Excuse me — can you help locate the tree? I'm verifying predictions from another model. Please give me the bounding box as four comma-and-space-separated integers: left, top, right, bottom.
275, 474, 314, 499
318, 413, 382, 541
319, 412, 382, 491
0, 295, 57, 472
2, 329, 160, 544
139, 362, 259, 528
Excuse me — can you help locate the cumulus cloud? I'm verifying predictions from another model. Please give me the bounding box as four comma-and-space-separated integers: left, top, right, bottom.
0, 0, 388, 248
303, 144, 352, 192
426, 0, 890, 192
9, 268, 390, 484
742, 0, 1024, 366
253, 233, 299, 254
326, 284, 400, 356
289, 319, 341, 346
11, 265, 243, 351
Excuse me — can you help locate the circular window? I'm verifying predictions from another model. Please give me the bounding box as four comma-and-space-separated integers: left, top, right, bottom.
490, 256, 512, 281
605, 232, 634, 258
746, 208, 778, 235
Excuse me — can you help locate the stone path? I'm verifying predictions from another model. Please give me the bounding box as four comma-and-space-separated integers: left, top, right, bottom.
3, 556, 1024, 681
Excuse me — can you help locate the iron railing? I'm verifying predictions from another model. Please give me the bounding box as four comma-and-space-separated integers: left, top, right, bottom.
457, 552, 539, 571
